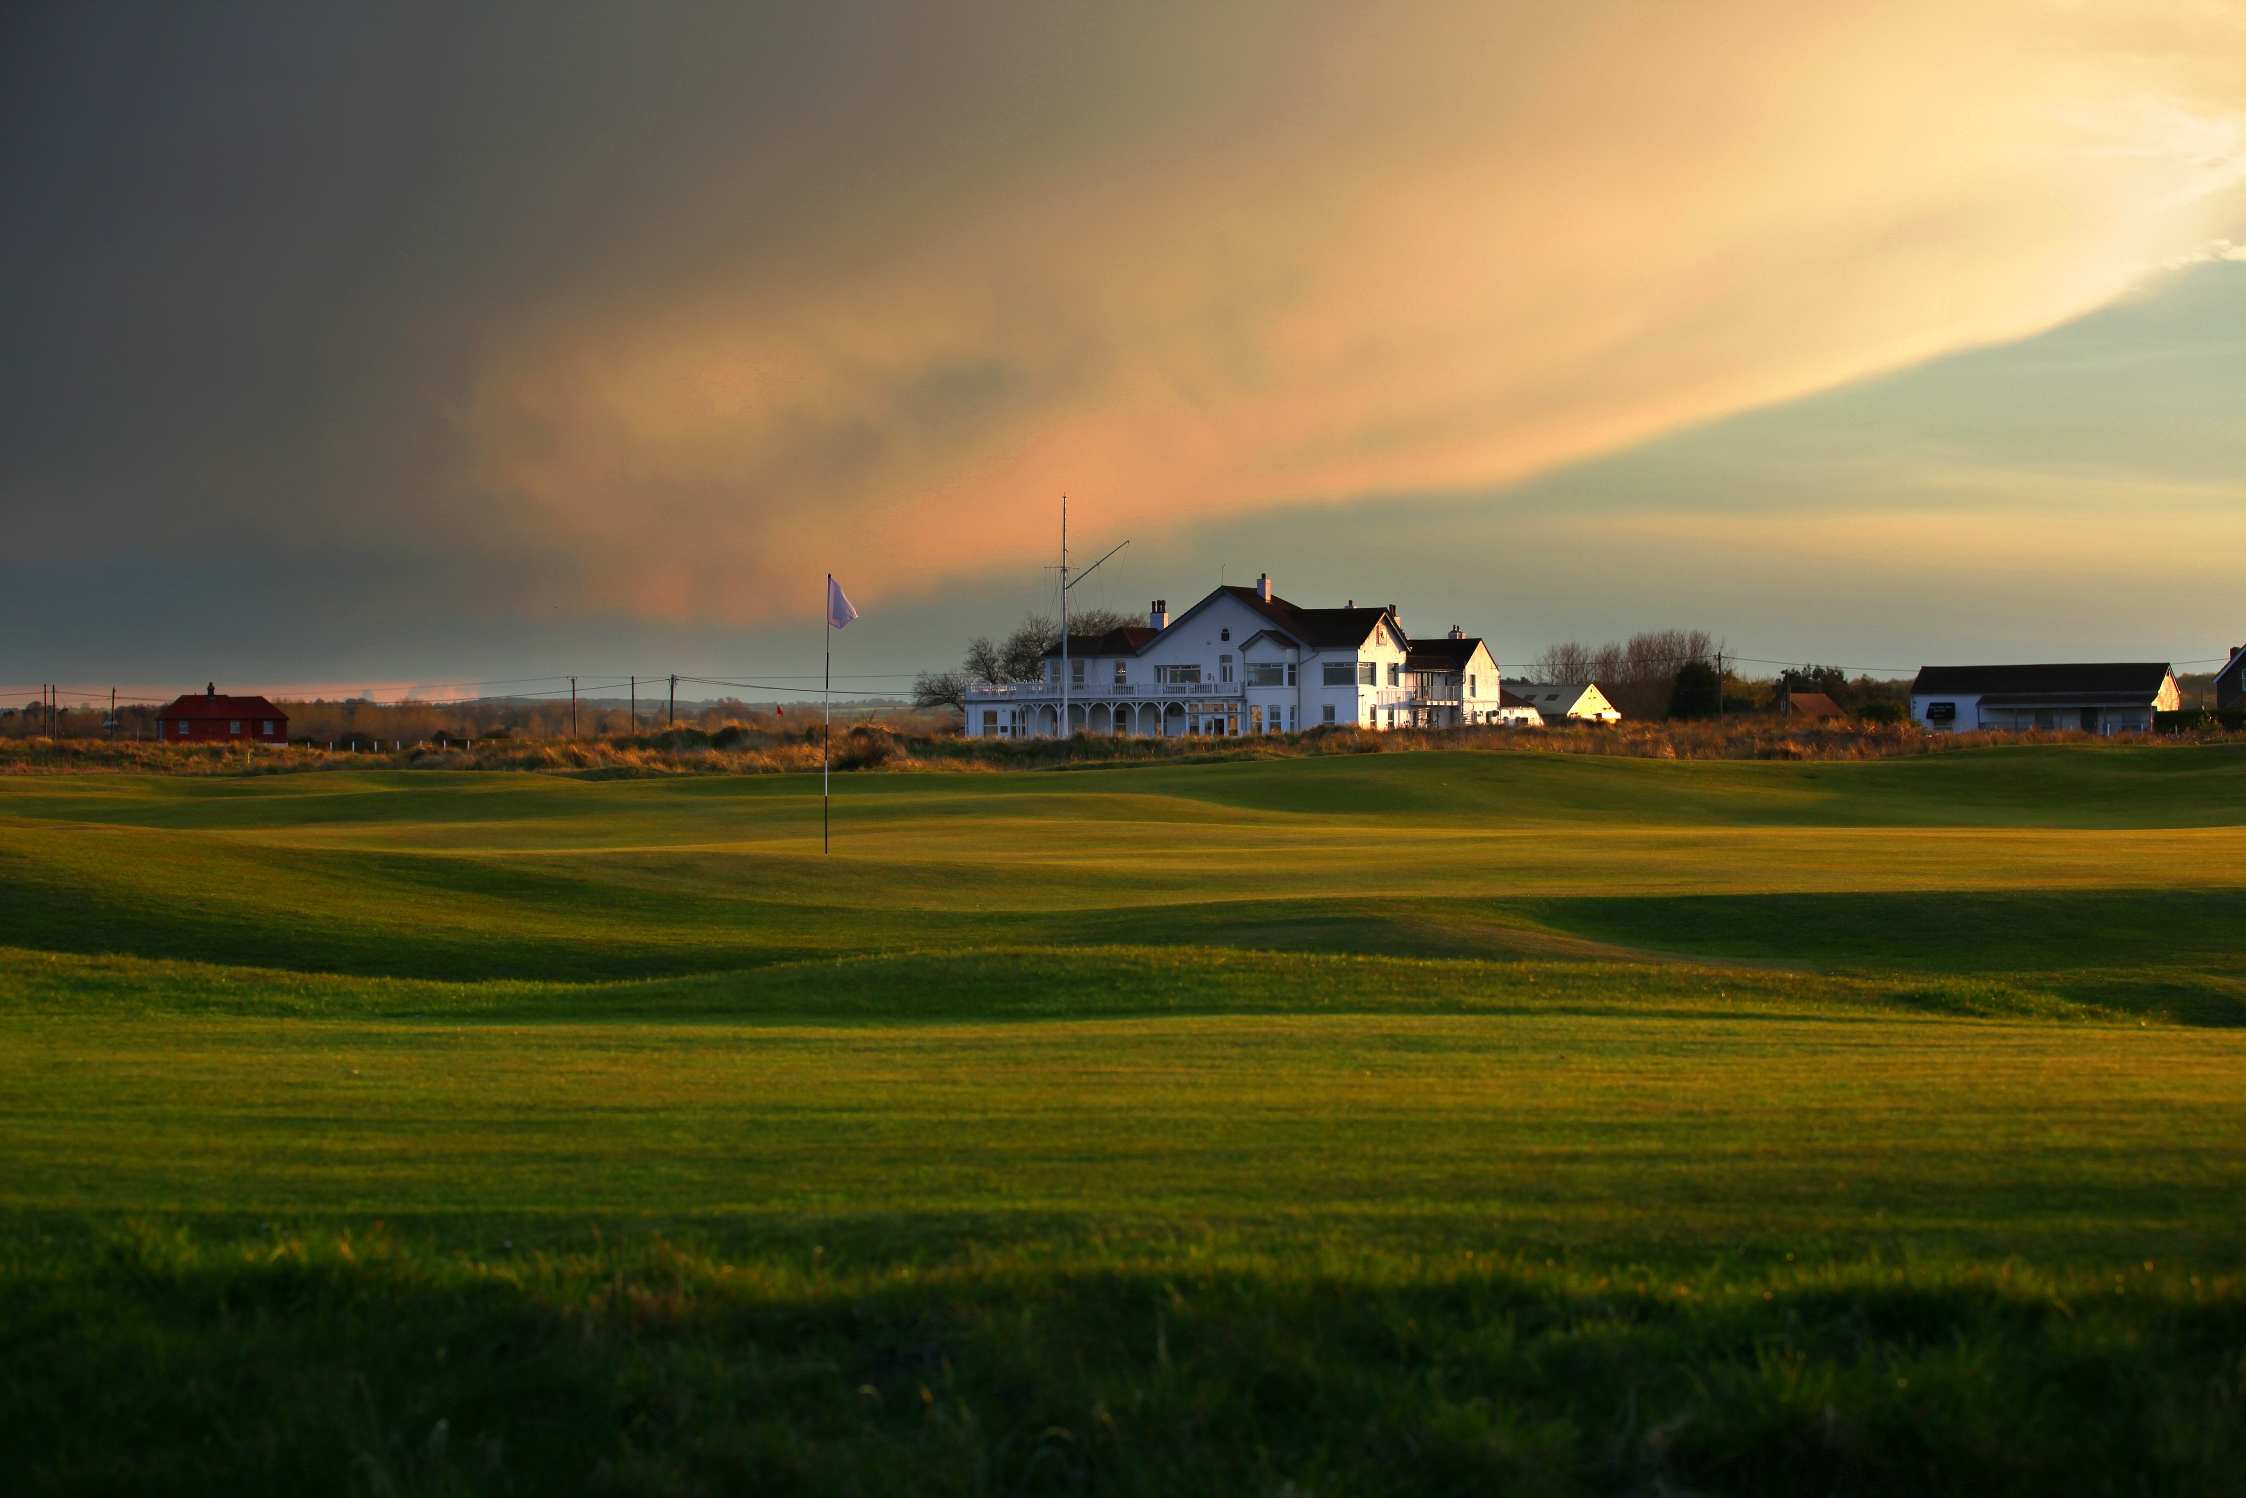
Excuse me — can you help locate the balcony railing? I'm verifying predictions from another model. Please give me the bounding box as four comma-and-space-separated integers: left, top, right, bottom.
965, 679, 1474, 709
1369, 687, 1463, 708
965, 681, 1245, 700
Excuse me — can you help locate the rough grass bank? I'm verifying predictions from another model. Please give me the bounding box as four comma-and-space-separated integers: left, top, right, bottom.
7, 716, 2240, 778
10, 1218, 2243, 1498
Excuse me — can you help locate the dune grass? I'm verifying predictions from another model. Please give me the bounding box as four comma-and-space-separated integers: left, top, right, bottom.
4, 745, 2246, 1492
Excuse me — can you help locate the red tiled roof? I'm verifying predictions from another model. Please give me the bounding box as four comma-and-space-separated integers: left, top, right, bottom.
1778, 691, 1846, 718
158, 693, 285, 720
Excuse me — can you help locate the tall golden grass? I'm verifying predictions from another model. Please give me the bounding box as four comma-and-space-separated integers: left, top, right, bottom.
1, 718, 2231, 776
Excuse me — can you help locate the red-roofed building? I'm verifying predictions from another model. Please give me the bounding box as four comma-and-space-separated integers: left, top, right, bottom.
1774, 691, 1847, 719
156, 684, 287, 743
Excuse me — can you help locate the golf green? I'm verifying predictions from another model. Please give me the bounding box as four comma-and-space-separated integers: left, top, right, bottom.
3, 745, 2243, 1494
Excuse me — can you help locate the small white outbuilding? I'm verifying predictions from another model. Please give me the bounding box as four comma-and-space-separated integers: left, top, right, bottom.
1506, 682, 1622, 725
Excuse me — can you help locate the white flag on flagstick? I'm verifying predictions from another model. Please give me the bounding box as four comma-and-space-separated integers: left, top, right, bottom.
827, 575, 858, 630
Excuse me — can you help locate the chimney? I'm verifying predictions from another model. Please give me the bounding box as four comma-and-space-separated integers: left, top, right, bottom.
1448, 625, 1463, 639
1256, 573, 1271, 602
1149, 599, 1168, 630
207, 682, 215, 698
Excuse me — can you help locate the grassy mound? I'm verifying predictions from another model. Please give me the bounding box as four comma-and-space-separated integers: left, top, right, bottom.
4, 746, 2245, 1491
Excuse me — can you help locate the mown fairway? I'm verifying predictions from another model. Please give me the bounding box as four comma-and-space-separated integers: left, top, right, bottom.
4, 745, 2245, 1494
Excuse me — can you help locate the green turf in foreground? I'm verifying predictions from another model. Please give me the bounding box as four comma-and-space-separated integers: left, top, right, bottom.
4, 748, 2246, 1492
9, 1218, 2244, 1497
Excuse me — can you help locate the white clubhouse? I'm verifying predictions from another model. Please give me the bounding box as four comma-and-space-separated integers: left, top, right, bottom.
964, 577, 1527, 738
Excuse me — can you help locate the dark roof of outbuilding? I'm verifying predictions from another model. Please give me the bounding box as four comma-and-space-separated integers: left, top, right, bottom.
1404, 636, 1485, 671
1910, 663, 2173, 699
157, 693, 284, 718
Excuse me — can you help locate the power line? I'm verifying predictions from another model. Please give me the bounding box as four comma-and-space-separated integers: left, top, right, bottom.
12, 650, 2233, 712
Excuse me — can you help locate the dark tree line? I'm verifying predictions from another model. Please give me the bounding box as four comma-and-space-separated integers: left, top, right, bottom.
1531, 634, 1908, 720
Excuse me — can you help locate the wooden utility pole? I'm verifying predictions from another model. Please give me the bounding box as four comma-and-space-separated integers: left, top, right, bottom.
1060, 495, 1068, 741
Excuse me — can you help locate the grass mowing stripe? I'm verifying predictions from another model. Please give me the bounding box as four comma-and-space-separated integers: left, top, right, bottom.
4, 1001, 2240, 1250
7, 747, 2246, 1493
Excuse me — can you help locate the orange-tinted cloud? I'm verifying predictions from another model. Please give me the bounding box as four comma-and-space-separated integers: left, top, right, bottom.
434, 1, 2245, 623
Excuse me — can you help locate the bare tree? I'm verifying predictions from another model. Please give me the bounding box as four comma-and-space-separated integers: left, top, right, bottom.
911, 671, 970, 713
1531, 642, 1596, 683
1068, 606, 1139, 638
917, 607, 1146, 717
1528, 628, 1719, 720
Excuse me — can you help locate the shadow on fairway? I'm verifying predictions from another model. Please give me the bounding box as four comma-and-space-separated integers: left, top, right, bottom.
1533, 888, 2246, 1025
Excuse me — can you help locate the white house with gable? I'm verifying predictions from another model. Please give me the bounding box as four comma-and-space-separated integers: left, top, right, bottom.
1908, 663, 2178, 735
964, 576, 1516, 738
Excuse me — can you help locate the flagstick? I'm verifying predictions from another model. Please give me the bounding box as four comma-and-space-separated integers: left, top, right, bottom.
823, 572, 832, 855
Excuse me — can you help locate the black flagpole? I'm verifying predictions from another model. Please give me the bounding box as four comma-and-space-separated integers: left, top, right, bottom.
823, 573, 831, 854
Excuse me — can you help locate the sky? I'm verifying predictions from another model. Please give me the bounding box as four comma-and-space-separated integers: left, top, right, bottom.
4, 1, 2243, 704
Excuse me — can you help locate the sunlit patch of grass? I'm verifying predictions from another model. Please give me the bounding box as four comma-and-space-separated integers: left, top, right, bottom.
4, 748, 2246, 1491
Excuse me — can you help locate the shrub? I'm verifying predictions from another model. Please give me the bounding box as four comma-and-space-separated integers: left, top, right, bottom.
1667, 661, 1720, 719
833, 725, 894, 770
2155, 708, 2245, 733
1858, 699, 1909, 724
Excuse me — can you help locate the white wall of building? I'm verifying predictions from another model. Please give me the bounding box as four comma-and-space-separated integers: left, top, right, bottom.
1910, 692, 1980, 732
964, 588, 1437, 738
